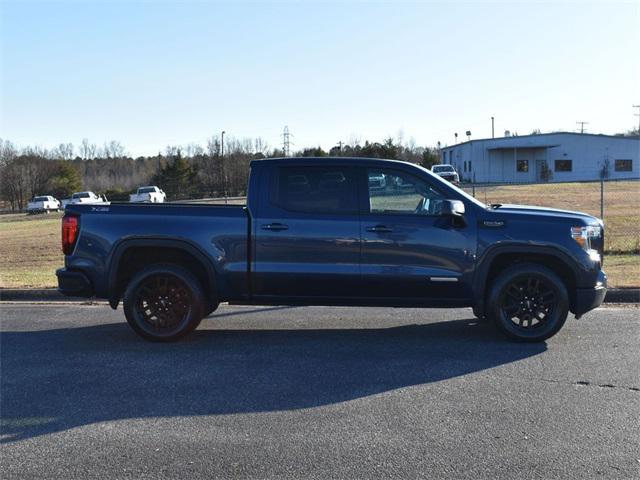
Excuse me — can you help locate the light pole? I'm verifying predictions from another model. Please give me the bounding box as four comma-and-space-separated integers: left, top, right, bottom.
221, 130, 227, 204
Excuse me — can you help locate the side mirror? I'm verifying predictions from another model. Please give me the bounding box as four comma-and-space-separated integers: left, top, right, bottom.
440, 199, 465, 216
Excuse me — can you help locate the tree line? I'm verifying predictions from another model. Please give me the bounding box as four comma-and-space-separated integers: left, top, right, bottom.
0, 136, 440, 210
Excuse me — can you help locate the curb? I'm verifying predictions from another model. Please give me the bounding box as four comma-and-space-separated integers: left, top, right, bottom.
0, 289, 84, 302
1, 288, 639, 303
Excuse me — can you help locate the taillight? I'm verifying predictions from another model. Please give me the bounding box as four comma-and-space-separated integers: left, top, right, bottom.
62, 215, 79, 255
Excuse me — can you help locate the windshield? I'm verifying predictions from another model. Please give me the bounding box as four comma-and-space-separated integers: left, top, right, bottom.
33, 196, 48, 202
415, 164, 486, 209
433, 165, 454, 173
138, 187, 156, 193
72, 193, 90, 199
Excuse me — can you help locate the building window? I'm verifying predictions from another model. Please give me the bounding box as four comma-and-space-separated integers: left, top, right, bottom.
615, 159, 632, 172
463, 161, 467, 172
517, 160, 528, 172
554, 160, 572, 172
468, 161, 472, 172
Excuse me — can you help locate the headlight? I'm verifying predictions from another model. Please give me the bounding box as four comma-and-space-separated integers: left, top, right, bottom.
571, 225, 602, 261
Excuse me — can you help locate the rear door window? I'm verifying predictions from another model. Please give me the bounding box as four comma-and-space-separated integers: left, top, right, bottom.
271, 166, 358, 214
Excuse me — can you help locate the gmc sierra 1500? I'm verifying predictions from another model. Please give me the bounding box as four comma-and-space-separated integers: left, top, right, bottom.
57, 157, 606, 342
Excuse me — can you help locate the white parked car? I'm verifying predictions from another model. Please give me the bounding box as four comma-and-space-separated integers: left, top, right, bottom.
431, 164, 460, 185
129, 186, 166, 203
27, 195, 61, 214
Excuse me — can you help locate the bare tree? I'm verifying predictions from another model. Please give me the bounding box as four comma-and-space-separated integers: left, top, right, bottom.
80, 138, 97, 160
103, 140, 125, 159
54, 143, 74, 160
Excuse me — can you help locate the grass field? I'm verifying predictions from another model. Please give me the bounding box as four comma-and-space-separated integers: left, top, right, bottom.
0, 205, 638, 289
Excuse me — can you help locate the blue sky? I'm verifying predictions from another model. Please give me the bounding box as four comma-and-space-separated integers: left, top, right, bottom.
1, 1, 638, 156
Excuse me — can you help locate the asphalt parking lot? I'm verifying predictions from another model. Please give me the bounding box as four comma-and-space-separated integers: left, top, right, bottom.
1, 303, 638, 479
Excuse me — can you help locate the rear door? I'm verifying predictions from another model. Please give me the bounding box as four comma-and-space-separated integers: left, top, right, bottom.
360, 166, 475, 302
252, 164, 361, 299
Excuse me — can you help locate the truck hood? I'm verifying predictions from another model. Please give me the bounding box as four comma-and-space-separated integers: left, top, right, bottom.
491, 204, 602, 225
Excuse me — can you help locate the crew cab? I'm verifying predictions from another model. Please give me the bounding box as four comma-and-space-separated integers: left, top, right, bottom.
57, 157, 607, 342
27, 195, 60, 213
130, 186, 166, 203
431, 164, 460, 185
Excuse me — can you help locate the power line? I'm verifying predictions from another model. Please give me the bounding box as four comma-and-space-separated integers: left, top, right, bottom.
282, 126, 293, 156
576, 121, 589, 134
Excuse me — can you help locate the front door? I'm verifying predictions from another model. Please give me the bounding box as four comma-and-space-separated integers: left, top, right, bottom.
253, 164, 361, 299
360, 167, 475, 302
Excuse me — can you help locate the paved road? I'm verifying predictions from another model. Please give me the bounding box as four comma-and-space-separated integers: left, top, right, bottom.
1, 303, 638, 479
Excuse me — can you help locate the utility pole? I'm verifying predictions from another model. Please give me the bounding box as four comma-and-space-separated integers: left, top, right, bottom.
282, 126, 292, 156
454, 132, 458, 144
491, 117, 495, 138
221, 130, 227, 204
633, 105, 640, 133
576, 121, 589, 134
337, 141, 343, 154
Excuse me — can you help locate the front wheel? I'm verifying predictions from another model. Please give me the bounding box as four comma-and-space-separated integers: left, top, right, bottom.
486, 263, 569, 342
123, 264, 205, 342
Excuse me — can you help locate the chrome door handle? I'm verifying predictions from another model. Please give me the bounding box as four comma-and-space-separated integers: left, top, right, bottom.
366, 225, 393, 233
261, 223, 289, 231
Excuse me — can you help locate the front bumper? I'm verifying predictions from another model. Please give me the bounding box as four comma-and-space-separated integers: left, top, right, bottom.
56, 268, 94, 297
573, 270, 607, 318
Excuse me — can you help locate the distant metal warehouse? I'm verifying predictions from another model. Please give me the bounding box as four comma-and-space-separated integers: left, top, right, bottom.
440, 132, 639, 183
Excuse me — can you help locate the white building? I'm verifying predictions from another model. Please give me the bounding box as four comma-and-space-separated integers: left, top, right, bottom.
440, 132, 639, 183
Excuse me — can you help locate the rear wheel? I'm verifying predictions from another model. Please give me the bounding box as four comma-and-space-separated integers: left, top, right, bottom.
487, 263, 569, 342
123, 264, 205, 342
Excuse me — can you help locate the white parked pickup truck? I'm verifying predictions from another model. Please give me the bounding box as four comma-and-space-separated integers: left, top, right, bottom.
62, 191, 108, 208
27, 195, 61, 213
431, 164, 460, 185
129, 186, 166, 203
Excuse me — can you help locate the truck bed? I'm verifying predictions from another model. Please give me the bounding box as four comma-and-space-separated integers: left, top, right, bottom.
64, 202, 250, 301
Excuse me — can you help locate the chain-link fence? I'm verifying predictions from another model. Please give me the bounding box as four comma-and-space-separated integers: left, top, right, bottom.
461, 179, 640, 254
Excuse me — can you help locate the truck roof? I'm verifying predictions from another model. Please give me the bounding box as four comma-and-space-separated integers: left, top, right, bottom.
250, 157, 414, 168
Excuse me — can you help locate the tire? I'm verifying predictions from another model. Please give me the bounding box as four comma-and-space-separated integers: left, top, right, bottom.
486, 263, 569, 342
123, 264, 206, 342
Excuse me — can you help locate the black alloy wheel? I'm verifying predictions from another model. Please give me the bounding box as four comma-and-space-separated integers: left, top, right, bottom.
487, 263, 569, 342
499, 275, 557, 330
123, 264, 205, 342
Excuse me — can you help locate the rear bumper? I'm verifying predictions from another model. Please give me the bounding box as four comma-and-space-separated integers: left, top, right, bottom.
56, 268, 94, 297
573, 270, 607, 317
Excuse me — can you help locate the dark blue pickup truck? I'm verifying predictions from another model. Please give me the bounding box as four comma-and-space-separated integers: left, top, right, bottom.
57, 157, 606, 342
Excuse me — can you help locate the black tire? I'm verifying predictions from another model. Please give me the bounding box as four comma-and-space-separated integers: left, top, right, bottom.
123, 264, 205, 342
486, 263, 569, 342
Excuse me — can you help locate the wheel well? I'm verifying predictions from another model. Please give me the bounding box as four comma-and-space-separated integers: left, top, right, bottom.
113, 246, 215, 307
484, 253, 576, 306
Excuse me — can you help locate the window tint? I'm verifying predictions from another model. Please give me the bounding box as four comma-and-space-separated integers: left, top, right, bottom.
367, 169, 445, 216
555, 160, 572, 172
615, 159, 632, 172
517, 160, 529, 172
33, 196, 48, 202
272, 166, 358, 213
139, 187, 156, 193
